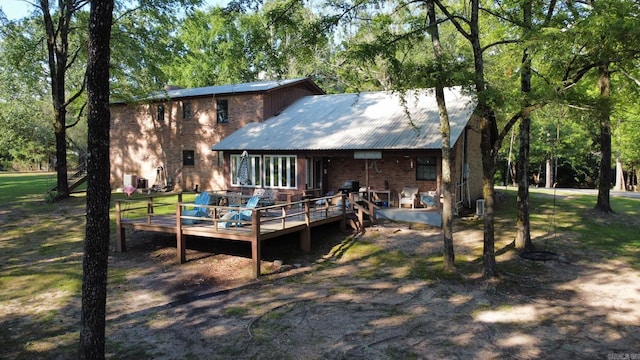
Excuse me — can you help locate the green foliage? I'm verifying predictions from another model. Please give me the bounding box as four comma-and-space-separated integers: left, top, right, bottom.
161, 0, 331, 88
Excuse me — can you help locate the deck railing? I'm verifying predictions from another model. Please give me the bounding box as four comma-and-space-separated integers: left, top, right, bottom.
115, 192, 364, 232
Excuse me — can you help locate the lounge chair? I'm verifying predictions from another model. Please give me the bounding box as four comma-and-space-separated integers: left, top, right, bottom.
253, 188, 277, 206
398, 187, 419, 208
219, 195, 260, 228
182, 191, 211, 224
420, 190, 439, 208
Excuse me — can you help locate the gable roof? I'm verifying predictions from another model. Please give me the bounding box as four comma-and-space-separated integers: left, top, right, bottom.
211, 86, 477, 151
112, 78, 324, 104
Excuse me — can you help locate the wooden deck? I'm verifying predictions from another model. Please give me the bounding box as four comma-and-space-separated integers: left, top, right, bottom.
115, 192, 369, 278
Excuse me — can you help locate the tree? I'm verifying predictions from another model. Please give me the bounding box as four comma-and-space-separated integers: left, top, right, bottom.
0, 13, 75, 169
79, 0, 114, 357
426, 0, 454, 271
39, 0, 90, 199
164, 0, 330, 88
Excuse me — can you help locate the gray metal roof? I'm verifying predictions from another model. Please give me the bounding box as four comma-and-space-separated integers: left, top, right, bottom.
116, 78, 314, 104
211, 86, 477, 151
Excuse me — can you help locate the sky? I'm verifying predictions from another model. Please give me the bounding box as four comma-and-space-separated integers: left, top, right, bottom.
1, 0, 32, 20
1, 0, 226, 20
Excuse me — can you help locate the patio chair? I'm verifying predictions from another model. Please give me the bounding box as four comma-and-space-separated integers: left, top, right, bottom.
420, 190, 439, 208
398, 187, 419, 208
315, 191, 335, 206
253, 188, 277, 206
219, 195, 260, 228
182, 191, 211, 224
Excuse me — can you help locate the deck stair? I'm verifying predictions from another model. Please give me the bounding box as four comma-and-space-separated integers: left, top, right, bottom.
48, 156, 87, 193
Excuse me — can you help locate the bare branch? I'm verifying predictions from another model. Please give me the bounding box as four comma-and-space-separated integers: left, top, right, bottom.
433, 0, 471, 41
481, 39, 519, 53
66, 101, 87, 129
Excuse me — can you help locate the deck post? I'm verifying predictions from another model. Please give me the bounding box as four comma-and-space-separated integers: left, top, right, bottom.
115, 201, 126, 252
251, 210, 261, 278
340, 194, 347, 232
147, 196, 154, 224
301, 200, 311, 252
176, 204, 186, 263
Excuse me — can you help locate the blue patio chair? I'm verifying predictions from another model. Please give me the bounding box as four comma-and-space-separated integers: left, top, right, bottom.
219, 195, 260, 228
182, 191, 211, 224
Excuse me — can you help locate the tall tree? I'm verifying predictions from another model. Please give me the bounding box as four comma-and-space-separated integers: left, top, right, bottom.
79, 0, 114, 357
426, 0, 454, 271
40, 0, 89, 199
433, 0, 505, 277
594, 64, 613, 212
515, 0, 536, 251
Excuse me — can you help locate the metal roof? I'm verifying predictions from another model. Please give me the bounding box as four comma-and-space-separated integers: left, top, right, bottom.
211, 86, 477, 152
114, 78, 317, 104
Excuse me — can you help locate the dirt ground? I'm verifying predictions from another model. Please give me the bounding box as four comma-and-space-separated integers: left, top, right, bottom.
105, 218, 640, 359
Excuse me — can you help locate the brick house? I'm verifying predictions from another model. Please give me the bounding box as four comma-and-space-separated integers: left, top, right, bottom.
109, 78, 324, 192
111, 78, 482, 209
212, 86, 483, 208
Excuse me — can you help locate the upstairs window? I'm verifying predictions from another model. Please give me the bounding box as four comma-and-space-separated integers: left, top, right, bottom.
217, 99, 228, 124
183, 150, 195, 166
157, 104, 165, 121
416, 157, 437, 181
183, 102, 192, 120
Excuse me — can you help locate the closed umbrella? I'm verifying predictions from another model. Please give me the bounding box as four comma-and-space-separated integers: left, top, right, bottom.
237, 151, 250, 192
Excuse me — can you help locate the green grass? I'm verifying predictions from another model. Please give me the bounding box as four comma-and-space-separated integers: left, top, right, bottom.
507, 189, 640, 265
0, 172, 59, 203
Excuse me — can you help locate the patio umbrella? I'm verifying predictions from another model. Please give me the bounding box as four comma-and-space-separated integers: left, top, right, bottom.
237, 150, 250, 192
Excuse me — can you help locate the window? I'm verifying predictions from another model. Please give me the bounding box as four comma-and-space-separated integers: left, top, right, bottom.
217, 99, 228, 123
230, 154, 262, 187
416, 157, 437, 180
157, 104, 164, 121
229, 154, 297, 188
264, 155, 297, 188
183, 150, 195, 166
183, 102, 192, 119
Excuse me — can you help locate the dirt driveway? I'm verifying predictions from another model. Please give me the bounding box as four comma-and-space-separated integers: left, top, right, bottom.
105, 219, 640, 359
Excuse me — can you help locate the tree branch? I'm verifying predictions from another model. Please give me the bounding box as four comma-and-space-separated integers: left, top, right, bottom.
66, 101, 87, 129
433, 0, 471, 41
481, 39, 519, 53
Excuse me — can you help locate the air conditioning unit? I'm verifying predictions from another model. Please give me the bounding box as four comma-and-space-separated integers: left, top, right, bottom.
476, 199, 485, 217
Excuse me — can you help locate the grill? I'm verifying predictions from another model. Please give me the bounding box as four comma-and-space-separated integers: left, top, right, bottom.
338, 180, 360, 194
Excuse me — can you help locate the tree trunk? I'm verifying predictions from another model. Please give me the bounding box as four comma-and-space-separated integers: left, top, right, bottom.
79, 0, 114, 358
480, 107, 498, 278
595, 64, 613, 213
515, 113, 532, 250
545, 158, 553, 188
468, 0, 498, 278
516, 3, 533, 250
614, 157, 625, 191
427, 0, 455, 271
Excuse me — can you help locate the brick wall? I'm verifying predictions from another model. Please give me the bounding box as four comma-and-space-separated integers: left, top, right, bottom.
110, 93, 265, 191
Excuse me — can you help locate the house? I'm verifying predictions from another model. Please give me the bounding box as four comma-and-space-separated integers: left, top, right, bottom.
109, 78, 324, 192
110, 77, 482, 209
211, 86, 483, 208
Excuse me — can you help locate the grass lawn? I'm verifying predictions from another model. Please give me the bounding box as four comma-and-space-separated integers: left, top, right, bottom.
1, 172, 639, 358
0, 172, 59, 203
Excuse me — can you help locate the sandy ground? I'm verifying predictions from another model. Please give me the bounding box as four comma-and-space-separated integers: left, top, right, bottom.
104, 219, 640, 359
